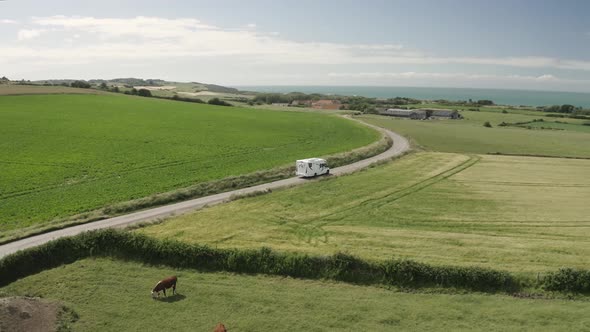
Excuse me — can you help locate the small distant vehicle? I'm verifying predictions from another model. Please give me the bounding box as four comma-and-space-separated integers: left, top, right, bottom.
296, 158, 330, 177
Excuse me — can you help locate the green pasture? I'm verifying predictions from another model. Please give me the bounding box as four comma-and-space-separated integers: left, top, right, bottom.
404, 102, 557, 117
139, 152, 590, 274
2, 258, 590, 331
0, 94, 378, 234
360, 112, 590, 157
520, 121, 590, 133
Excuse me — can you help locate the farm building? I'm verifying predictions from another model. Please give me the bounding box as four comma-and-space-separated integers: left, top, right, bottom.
379, 108, 428, 120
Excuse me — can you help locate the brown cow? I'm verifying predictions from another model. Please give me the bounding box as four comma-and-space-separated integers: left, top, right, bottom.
213, 323, 227, 332
151, 276, 177, 298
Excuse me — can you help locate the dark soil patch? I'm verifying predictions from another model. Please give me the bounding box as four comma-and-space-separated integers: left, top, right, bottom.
0, 297, 61, 332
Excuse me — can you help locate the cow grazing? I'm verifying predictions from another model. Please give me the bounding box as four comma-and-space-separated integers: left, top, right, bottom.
213, 323, 227, 332
151, 276, 177, 298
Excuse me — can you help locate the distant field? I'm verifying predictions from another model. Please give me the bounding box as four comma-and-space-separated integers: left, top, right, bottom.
0, 94, 378, 235
521, 120, 590, 133
360, 111, 590, 158
0, 85, 102, 96
139, 152, 590, 273
2, 258, 590, 331
404, 103, 551, 116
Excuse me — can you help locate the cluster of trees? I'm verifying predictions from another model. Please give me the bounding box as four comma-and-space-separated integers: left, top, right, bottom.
541, 104, 580, 114
70, 80, 91, 89
170, 94, 204, 103
344, 96, 377, 113
207, 97, 232, 106
435, 99, 495, 106
0, 76, 9, 83
252, 92, 323, 104
123, 88, 152, 97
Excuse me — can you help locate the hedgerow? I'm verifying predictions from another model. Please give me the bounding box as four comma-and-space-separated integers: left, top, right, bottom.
542, 268, 590, 293
0, 229, 519, 293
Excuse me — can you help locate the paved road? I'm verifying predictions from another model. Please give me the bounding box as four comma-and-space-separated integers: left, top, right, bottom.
0, 118, 410, 259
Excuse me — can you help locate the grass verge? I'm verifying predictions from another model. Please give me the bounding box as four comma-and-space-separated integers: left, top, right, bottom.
4, 257, 590, 331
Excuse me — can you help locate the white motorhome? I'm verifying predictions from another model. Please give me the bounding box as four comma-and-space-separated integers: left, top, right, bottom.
296, 158, 330, 177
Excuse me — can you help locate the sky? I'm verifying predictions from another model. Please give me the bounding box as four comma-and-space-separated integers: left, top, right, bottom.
1, 0, 590, 92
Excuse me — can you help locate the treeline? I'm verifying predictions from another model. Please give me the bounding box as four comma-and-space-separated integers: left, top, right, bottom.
538, 104, 590, 116
251, 92, 421, 113
433, 99, 495, 106
252, 92, 323, 104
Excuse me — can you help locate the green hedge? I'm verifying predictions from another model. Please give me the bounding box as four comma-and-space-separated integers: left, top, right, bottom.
0, 229, 518, 292
542, 268, 590, 293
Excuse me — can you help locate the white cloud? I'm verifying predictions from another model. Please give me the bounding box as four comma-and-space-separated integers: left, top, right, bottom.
0, 16, 588, 71
17, 29, 45, 40
1, 15, 590, 90
0, 19, 18, 24
535, 74, 557, 81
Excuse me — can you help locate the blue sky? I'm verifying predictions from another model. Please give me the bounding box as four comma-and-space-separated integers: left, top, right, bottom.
1, 0, 589, 91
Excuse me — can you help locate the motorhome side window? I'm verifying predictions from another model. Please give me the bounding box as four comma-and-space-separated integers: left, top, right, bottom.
308, 163, 312, 168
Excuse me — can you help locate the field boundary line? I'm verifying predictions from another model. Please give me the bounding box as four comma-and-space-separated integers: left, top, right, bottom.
487, 152, 590, 160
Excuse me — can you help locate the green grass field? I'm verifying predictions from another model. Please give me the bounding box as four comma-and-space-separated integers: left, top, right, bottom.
360, 112, 590, 157
404, 102, 562, 117
521, 121, 590, 133
0, 93, 378, 235
0, 85, 104, 96
139, 152, 590, 274
2, 258, 590, 331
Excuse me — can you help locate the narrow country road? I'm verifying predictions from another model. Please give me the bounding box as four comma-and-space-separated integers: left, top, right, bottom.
0, 118, 410, 259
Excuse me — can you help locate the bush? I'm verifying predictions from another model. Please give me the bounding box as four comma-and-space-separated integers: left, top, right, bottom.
483, 121, 492, 128
137, 89, 152, 97
208, 98, 232, 106
70, 81, 91, 89
542, 268, 590, 293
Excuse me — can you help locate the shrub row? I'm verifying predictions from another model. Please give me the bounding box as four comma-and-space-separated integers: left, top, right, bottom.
542, 268, 590, 293
0, 229, 517, 292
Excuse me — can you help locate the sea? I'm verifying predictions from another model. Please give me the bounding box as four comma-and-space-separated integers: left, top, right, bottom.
234, 86, 590, 108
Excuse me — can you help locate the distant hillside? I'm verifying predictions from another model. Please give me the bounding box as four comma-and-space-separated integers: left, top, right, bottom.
25, 78, 239, 94
96, 78, 168, 86
193, 82, 239, 94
